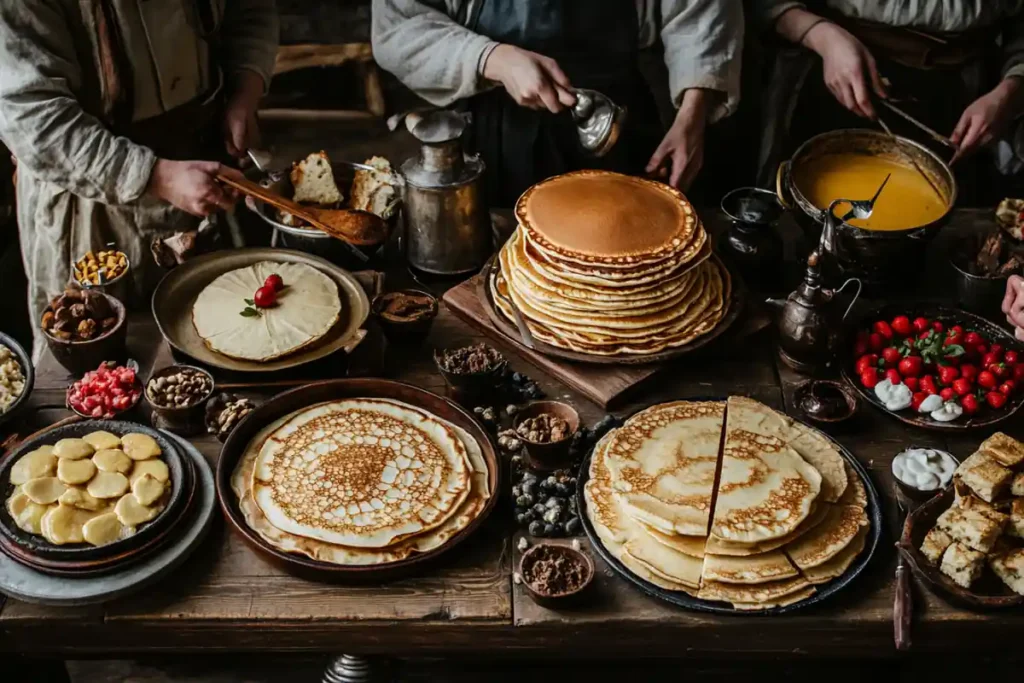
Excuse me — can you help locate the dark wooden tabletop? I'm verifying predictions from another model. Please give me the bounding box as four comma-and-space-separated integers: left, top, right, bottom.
2, 209, 1023, 659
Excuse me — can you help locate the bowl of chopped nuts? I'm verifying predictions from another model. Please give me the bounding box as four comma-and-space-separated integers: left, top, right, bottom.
144, 364, 215, 435
73, 247, 131, 302
204, 393, 257, 442
433, 344, 507, 400
513, 400, 580, 472
41, 286, 127, 374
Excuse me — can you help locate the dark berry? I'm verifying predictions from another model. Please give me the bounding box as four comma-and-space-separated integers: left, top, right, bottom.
566, 517, 581, 535
528, 520, 544, 536
516, 494, 534, 507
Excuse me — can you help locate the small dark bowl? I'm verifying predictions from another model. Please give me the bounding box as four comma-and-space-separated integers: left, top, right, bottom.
512, 401, 580, 472
519, 542, 595, 608
43, 292, 127, 374
432, 350, 507, 401
793, 380, 859, 425
949, 240, 1015, 321
371, 289, 438, 346
144, 364, 216, 436
66, 360, 143, 420
892, 447, 960, 502
0, 331, 34, 432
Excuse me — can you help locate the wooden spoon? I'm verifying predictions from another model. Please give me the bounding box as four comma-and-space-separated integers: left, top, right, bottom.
216, 173, 388, 247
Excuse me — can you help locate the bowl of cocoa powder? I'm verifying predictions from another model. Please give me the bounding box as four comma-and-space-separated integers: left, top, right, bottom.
519, 543, 594, 608
371, 289, 438, 345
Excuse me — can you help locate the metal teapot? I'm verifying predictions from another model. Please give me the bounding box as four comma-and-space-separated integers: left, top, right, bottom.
767, 199, 862, 374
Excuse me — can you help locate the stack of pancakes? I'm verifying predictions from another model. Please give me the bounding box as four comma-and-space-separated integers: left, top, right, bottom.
231, 399, 490, 565
585, 396, 870, 609
490, 171, 732, 357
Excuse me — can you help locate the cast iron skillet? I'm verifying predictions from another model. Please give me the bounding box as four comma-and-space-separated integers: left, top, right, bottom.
0, 418, 192, 568
0, 331, 34, 433
576, 400, 882, 615
216, 378, 500, 582
841, 304, 1024, 431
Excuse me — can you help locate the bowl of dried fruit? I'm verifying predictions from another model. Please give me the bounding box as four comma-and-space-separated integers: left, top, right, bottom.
144, 365, 215, 435
73, 247, 131, 302
41, 285, 127, 374
513, 400, 580, 471
518, 542, 595, 608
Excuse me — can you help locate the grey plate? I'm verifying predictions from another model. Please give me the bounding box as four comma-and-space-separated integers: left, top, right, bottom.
0, 431, 215, 606
151, 248, 370, 373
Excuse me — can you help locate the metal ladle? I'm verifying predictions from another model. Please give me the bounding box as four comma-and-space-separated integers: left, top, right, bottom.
570, 89, 626, 158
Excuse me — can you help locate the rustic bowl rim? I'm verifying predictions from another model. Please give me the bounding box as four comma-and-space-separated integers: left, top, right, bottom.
144, 364, 216, 414
42, 291, 126, 346
793, 379, 859, 423
890, 446, 960, 500
72, 248, 131, 288
512, 400, 581, 446
518, 542, 595, 599
371, 288, 440, 320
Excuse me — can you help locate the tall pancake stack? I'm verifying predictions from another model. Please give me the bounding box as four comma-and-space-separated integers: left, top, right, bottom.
584, 396, 870, 610
490, 171, 732, 357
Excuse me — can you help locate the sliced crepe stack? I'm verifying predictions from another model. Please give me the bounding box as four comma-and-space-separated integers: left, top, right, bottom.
490, 170, 731, 357
231, 399, 491, 565
585, 396, 870, 609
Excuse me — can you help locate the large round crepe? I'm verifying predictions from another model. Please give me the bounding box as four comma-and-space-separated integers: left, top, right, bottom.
709, 397, 822, 544
251, 399, 471, 549
701, 549, 800, 585
703, 500, 831, 557
783, 504, 868, 570
192, 261, 341, 361
234, 401, 489, 565
603, 401, 725, 537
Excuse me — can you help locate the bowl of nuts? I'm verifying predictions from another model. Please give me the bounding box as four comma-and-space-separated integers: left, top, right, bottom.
41, 285, 127, 374
433, 344, 507, 400
518, 542, 595, 608
144, 364, 215, 435
513, 401, 580, 471
73, 247, 130, 302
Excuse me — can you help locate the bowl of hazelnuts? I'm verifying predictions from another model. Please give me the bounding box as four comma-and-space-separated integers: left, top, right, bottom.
513, 400, 580, 471
41, 285, 127, 373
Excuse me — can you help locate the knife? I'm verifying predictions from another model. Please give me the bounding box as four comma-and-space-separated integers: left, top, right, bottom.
489, 258, 535, 350
893, 482, 913, 652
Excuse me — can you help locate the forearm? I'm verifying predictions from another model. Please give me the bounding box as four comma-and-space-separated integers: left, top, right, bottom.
220, 0, 279, 93
774, 6, 828, 47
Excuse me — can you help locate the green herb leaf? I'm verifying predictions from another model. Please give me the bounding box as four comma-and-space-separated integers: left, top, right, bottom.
245, 298, 254, 306
944, 344, 966, 358
239, 307, 261, 318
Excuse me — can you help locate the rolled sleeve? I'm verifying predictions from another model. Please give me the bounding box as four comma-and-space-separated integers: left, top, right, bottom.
220, 0, 280, 91
0, 1, 156, 205
660, 0, 745, 122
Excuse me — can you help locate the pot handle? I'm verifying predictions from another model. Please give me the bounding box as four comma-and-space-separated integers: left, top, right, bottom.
776, 161, 792, 210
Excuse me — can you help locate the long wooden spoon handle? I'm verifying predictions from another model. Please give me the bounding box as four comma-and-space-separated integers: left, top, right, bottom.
216, 173, 306, 215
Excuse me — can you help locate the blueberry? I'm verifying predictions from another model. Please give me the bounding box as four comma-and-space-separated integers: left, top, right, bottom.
566, 517, 581, 535
553, 483, 569, 496
516, 513, 528, 525
516, 494, 534, 508
543, 507, 561, 524
532, 503, 546, 516
522, 509, 535, 522
568, 497, 578, 512
522, 471, 538, 484
543, 523, 555, 536
528, 520, 544, 536
521, 481, 536, 497
544, 497, 561, 509
539, 478, 553, 491
552, 522, 566, 536
511, 485, 522, 498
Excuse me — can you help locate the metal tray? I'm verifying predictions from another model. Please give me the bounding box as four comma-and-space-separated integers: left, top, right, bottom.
216, 379, 500, 582
576, 403, 882, 615
151, 248, 369, 373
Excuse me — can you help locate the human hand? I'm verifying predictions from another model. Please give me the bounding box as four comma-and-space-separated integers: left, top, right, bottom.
223, 70, 264, 158
804, 22, 887, 119
951, 78, 1024, 163
482, 44, 577, 113
1003, 274, 1024, 341
646, 89, 707, 190
147, 160, 241, 217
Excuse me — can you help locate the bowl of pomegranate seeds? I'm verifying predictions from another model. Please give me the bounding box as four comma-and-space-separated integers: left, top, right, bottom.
66, 360, 143, 419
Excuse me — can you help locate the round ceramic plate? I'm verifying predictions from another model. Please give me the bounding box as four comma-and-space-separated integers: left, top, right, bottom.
478, 254, 744, 366
0, 331, 34, 432
0, 430, 215, 606
216, 379, 499, 582
577, 404, 882, 615
151, 248, 369, 373
842, 304, 1024, 431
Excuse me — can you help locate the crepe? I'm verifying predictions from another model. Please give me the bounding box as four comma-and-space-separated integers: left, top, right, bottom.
192, 261, 341, 362
784, 504, 868, 570
800, 527, 868, 585
251, 399, 471, 549
703, 501, 831, 557
696, 575, 813, 607
701, 550, 800, 585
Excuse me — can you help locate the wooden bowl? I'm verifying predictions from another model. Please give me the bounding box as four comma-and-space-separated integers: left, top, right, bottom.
897, 486, 1024, 609
43, 292, 127, 374
512, 401, 580, 472
371, 289, 438, 346
518, 542, 595, 608
0, 331, 34, 432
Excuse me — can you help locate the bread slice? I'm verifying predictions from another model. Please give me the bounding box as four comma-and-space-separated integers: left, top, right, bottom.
979, 433, 1024, 469
291, 151, 343, 206
350, 156, 400, 218
1012, 472, 1024, 497
935, 505, 1005, 553
1009, 498, 1024, 539
990, 548, 1024, 595
939, 542, 985, 588
956, 451, 1013, 503
920, 527, 954, 565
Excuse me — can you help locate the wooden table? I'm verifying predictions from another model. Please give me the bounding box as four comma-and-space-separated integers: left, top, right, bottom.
3, 209, 1023, 662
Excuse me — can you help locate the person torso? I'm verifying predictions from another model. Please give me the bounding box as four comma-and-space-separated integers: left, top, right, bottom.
821, 0, 1024, 32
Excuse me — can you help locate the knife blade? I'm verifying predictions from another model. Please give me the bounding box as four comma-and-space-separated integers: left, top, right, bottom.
489, 259, 536, 350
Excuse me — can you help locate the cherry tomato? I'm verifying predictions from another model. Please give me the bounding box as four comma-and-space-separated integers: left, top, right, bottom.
961, 394, 980, 415
264, 273, 284, 292
891, 316, 913, 337
254, 285, 277, 308
874, 321, 894, 340
960, 364, 978, 382
1014, 365, 1024, 382
860, 367, 880, 389
990, 363, 1010, 380
1000, 380, 1016, 396
932, 321, 945, 333
940, 387, 955, 401
869, 333, 885, 352
964, 331, 984, 348
1004, 350, 1019, 365
855, 354, 879, 375
978, 370, 998, 389
987, 391, 1008, 410
910, 392, 928, 411
952, 378, 973, 397
912, 317, 930, 334
904, 377, 920, 392
885, 369, 902, 385
898, 356, 923, 378
882, 347, 901, 368
920, 375, 938, 395
937, 365, 960, 385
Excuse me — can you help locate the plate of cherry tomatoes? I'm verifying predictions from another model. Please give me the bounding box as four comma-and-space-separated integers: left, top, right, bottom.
843, 305, 1024, 430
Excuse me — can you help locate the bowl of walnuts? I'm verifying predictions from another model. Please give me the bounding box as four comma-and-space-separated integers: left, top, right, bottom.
41, 285, 127, 373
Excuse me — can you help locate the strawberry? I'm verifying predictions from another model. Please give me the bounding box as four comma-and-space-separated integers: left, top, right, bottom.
937, 365, 960, 385
960, 364, 978, 382
912, 317, 930, 334
1000, 380, 1016, 396
952, 378, 973, 397
940, 387, 955, 401
904, 377, 920, 392
885, 369, 902, 385
987, 391, 1008, 410
978, 370, 998, 389
874, 320, 894, 340
910, 392, 928, 411
891, 316, 913, 336
882, 347, 901, 368
898, 356, 923, 378
855, 354, 879, 374
920, 375, 938, 395
1004, 350, 1019, 365
869, 332, 885, 352
961, 394, 980, 415
860, 367, 880, 389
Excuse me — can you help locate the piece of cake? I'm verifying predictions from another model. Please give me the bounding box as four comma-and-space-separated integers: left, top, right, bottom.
940, 542, 986, 588
935, 505, 1005, 553
956, 451, 1013, 503
957, 493, 1010, 525
350, 156, 400, 218
990, 548, 1024, 596
978, 433, 1024, 469
1012, 472, 1024, 497
291, 151, 343, 205
920, 527, 955, 565
1009, 498, 1024, 539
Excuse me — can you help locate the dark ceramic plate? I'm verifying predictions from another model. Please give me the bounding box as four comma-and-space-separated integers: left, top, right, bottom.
0, 419, 191, 566
841, 304, 1024, 431
477, 255, 745, 366
577, 403, 882, 615
0, 331, 34, 432
897, 487, 1023, 610
216, 379, 500, 582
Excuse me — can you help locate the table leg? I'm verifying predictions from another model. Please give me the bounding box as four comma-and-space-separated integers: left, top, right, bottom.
322, 654, 384, 683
